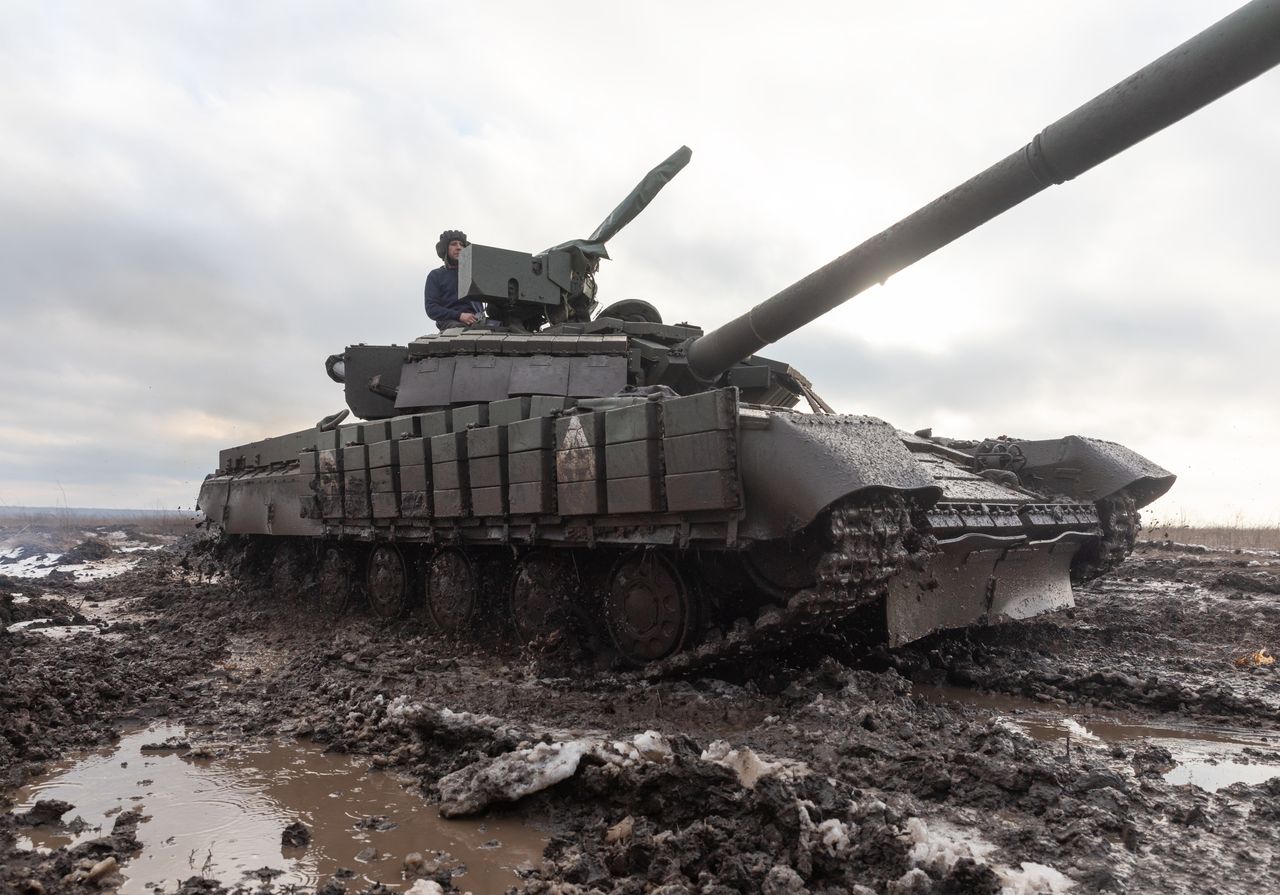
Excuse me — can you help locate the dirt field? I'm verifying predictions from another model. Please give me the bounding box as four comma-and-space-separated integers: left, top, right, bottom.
2, 521, 1279, 894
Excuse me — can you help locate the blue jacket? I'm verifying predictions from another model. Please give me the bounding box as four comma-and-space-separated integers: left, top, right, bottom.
425, 265, 484, 327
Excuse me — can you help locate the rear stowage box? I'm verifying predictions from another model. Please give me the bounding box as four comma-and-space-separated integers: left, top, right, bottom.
220, 428, 319, 473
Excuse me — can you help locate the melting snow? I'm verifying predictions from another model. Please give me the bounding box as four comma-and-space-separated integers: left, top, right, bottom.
433, 729, 679, 817
0, 553, 143, 581
393, 699, 811, 817
6, 618, 52, 632
701, 740, 807, 788
5, 619, 101, 638
902, 816, 1074, 894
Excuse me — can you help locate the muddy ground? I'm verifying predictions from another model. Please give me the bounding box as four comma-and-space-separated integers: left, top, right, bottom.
2, 523, 1279, 894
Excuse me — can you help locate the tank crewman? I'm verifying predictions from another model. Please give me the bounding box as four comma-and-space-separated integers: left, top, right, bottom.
425, 229, 486, 330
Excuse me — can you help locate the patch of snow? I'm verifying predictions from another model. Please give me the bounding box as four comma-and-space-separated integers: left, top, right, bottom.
602, 731, 674, 764
1, 553, 63, 578
631, 730, 673, 762
6, 620, 100, 639
397, 702, 808, 817
817, 818, 853, 855
701, 740, 806, 788
794, 801, 859, 859
387, 698, 509, 735
437, 738, 599, 817
894, 867, 932, 891
0, 555, 140, 581
902, 816, 1074, 894
59, 559, 141, 581
1060, 718, 1100, 742
904, 815, 996, 866
406, 880, 444, 895
11, 594, 29, 603
7, 617, 53, 632
1004, 863, 1075, 894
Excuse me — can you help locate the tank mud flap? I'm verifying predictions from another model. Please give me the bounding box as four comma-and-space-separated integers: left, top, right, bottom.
886, 531, 1086, 646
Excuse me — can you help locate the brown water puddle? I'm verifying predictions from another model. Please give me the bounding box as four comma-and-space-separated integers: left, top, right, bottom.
915, 684, 1280, 792
13, 724, 548, 893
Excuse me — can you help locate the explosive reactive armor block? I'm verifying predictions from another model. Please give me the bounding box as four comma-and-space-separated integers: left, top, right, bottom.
556, 411, 607, 516
507, 416, 557, 514
467, 425, 509, 517
432, 431, 469, 518
604, 400, 664, 514
662, 389, 740, 512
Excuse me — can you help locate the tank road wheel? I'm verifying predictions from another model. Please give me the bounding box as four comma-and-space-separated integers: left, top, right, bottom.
604, 551, 696, 665
510, 551, 578, 644
366, 544, 409, 620
268, 540, 306, 600
425, 548, 478, 633
315, 545, 355, 617
239, 536, 276, 581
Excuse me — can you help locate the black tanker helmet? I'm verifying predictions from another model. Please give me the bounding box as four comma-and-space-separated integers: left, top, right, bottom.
436, 229, 469, 262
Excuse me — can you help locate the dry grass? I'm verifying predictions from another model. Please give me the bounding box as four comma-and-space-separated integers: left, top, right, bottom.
0, 508, 200, 537
1145, 523, 1280, 551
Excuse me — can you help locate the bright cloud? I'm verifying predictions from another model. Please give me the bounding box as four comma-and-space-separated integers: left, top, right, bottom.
1, 1, 1277, 523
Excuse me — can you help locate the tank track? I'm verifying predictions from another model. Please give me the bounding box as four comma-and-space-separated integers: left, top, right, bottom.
638, 495, 932, 679
1072, 490, 1140, 584
220, 492, 1132, 679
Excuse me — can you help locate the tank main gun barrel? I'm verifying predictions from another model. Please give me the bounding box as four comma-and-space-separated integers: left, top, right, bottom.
686, 0, 1280, 382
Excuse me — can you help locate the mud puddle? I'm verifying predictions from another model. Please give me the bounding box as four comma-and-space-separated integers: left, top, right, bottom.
12, 724, 547, 893
915, 684, 1280, 792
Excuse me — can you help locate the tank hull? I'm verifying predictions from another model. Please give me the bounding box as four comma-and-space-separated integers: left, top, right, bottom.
199, 387, 1172, 664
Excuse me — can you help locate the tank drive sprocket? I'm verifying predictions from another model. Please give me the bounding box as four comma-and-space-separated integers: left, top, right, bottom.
640, 495, 929, 679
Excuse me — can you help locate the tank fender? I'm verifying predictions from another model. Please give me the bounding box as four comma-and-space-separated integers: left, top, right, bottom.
197, 474, 229, 527
1012, 435, 1175, 508
738, 412, 942, 540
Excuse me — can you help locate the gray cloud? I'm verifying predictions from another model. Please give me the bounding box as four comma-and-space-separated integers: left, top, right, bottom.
1, 1, 1277, 522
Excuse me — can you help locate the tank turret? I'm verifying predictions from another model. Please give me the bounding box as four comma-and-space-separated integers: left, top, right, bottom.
200, 2, 1279, 670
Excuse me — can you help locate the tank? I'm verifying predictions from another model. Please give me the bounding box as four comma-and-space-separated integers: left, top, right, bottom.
198, 1, 1280, 671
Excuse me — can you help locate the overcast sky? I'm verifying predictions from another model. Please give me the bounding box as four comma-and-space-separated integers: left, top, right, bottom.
1, 1, 1278, 525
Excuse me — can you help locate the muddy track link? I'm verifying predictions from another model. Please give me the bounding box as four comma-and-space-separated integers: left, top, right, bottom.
1072, 491, 1140, 584
637, 496, 930, 679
